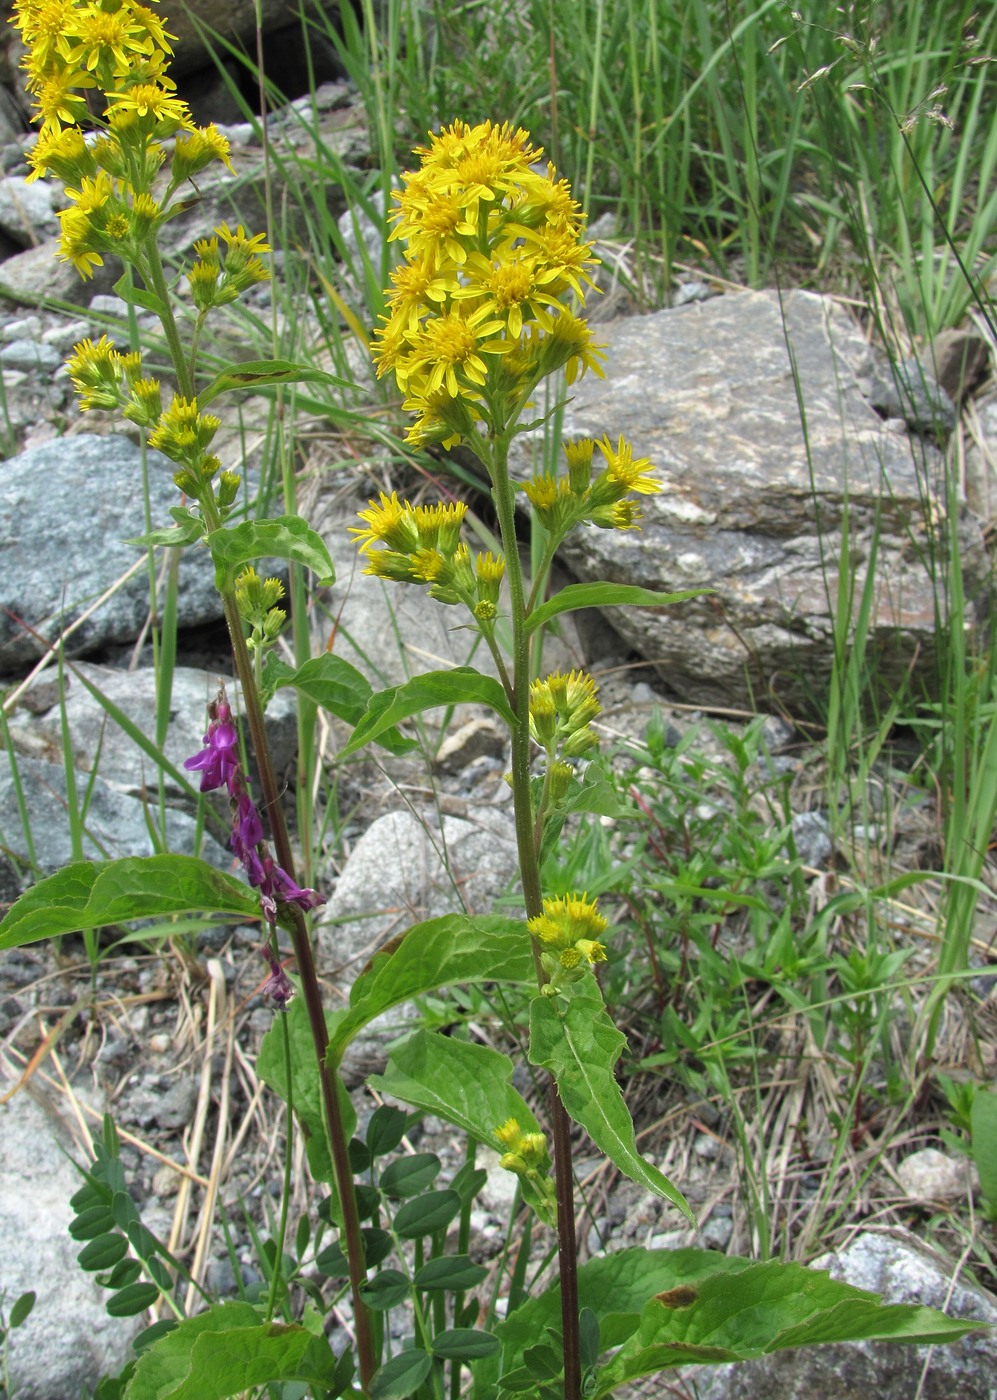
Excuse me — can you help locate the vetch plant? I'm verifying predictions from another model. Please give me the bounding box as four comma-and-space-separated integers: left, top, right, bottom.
0, 8, 987, 1398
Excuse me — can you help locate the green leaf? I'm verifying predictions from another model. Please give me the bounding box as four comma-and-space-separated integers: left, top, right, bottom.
526, 584, 707, 636
8, 1292, 35, 1329
0, 857, 262, 951
379, 1153, 441, 1200
315, 1229, 393, 1278
206, 515, 335, 591
970, 1089, 997, 1203
414, 1256, 487, 1291
197, 358, 354, 408
337, 669, 515, 758
366, 1105, 411, 1158
369, 1031, 555, 1223
126, 508, 205, 549
393, 1189, 461, 1239
78, 1234, 128, 1272
361, 1271, 410, 1311
591, 1259, 988, 1393
70, 1206, 118, 1241
431, 1328, 500, 1360
261, 653, 414, 755
113, 271, 166, 317
529, 983, 692, 1222
477, 1249, 752, 1398
106, 1283, 161, 1318
369, 1349, 433, 1400
328, 915, 533, 1067
123, 1301, 339, 1399
257, 999, 357, 1186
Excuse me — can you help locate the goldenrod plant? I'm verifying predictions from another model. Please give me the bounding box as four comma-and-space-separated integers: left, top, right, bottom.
0, 7, 985, 1399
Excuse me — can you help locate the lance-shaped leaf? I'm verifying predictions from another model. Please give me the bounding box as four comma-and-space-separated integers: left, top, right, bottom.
257, 998, 356, 1186
197, 358, 354, 408
591, 1258, 987, 1394
0, 856, 261, 951
127, 507, 205, 549
124, 1301, 339, 1400
475, 1247, 751, 1399
261, 653, 414, 755
328, 915, 532, 1066
337, 669, 515, 758
207, 515, 335, 590
529, 981, 692, 1221
113, 270, 166, 317
369, 1030, 555, 1222
526, 583, 707, 635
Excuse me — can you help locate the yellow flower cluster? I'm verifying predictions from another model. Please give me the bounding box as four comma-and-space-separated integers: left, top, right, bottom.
528, 892, 609, 990
529, 669, 601, 759
235, 567, 286, 650
349, 490, 505, 620
525, 435, 661, 536
372, 120, 604, 447
11, 0, 254, 286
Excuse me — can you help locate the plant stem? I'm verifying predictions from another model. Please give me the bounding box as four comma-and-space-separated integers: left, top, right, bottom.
265, 1007, 294, 1324
196, 492, 376, 1387
490, 436, 581, 1400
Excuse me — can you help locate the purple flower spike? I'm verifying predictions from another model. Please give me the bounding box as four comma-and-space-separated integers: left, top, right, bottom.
184, 694, 240, 792
231, 785, 265, 862
262, 953, 293, 1008
270, 863, 326, 913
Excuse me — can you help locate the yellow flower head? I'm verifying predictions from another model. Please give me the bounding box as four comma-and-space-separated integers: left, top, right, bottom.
375, 119, 601, 443
528, 892, 609, 979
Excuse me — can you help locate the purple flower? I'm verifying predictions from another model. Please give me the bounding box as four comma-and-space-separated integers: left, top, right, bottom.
184, 695, 239, 792
262, 953, 293, 1008
230, 784, 265, 863
270, 863, 325, 913
250, 852, 325, 922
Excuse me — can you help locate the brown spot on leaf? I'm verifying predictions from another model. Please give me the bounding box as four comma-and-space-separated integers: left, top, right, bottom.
656, 1286, 698, 1308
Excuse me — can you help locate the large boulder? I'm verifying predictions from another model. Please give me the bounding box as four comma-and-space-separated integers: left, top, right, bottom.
688, 1231, 997, 1399
0, 434, 224, 672
509, 290, 990, 714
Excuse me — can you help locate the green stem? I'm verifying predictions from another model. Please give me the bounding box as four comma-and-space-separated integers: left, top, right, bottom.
143, 241, 195, 400
490, 436, 581, 1400
265, 1007, 294, 1324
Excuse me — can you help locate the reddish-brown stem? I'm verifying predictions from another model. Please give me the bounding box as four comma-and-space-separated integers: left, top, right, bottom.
219, 589, 377, 1390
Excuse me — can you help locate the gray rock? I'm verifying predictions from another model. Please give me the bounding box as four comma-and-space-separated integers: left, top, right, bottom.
0, 752, 229, 874
0, 236, 120, 306
1, 315, 43, 342
929, 327, 991, 403
0, 1089, 141, 1399
688, 1231, 997, 1400
0, 337, 61, 371
896, 1147, 976, 1204
0, 174, 59, 244
126, 1076, 199, 1131
320, 807, 519, 1082
0, 434, 225, 672
508, 290, 988, 714
8, 661, 297, 800
868, 354, 958, 437
965, 393, 997, 526
791, 810, 833, 869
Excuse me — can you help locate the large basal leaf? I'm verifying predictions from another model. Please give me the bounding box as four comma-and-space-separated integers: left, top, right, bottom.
475, 1248, 750, 1399
529, 982, 692, 1221
369, 1030, 555, 1222
337, 669, 515, 758
970, 1089, 997, 1205
257, 999, 356, 1186
591, 1258, 987, 1394
0, 857, 262, 950
526, 583, 707, 635
207, 516, 335, 590
123, 1301, 338, 1400
197, 358, 354, 408
261, 653, 415, 755
328, 915, 533, 1066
